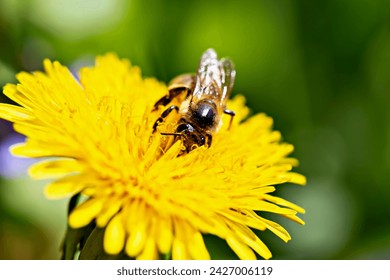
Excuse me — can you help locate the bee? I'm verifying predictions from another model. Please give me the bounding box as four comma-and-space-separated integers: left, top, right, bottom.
153, 48, 236, 153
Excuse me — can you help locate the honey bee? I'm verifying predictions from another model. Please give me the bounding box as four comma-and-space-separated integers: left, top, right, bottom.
153, 48, 236, 153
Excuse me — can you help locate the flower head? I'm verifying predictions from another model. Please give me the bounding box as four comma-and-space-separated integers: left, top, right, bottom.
0, 53, 306, 259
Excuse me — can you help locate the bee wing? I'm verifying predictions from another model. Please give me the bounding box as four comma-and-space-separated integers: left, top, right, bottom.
193, 49, 235, 105
196, 48, 219, 88
219, 57, 236, 101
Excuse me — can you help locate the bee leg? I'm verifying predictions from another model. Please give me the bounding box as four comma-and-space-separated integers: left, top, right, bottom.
223, 109, 236, 130
160, 131, 183, 143
152, 105, 179, 132
205, 134, 212, 148
152, 87, 189, 111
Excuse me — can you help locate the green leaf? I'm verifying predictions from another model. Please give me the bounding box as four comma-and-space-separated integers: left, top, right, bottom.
79, 226, 131, 260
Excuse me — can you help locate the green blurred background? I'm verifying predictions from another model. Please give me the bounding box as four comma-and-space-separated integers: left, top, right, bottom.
0, 0, 389, 259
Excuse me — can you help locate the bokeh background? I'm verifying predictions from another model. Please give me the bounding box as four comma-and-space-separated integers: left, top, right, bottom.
1, 0, 389, 259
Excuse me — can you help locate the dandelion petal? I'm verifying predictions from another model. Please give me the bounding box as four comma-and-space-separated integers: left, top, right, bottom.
68, 198, 104, 228
104, 214, 125, 255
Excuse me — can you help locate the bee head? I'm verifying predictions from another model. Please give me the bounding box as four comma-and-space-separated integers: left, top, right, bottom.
190, 99, 217, 130
176, 123, 206, 151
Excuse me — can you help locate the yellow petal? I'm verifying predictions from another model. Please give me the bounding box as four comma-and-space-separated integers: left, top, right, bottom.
10, 142, 53, 158
136, 236, 158, 260
244, 235, 272, 260
282, 214, 305, 225
257, 216, 291, 242
96, 197, 122, 227
263, 194, 306, 214
187, 230, 210, 260
123, 201, 149, 257
104, 214, 126, 255
156, 216, 173, 254
125, 226, 146, 257
226, 236, 256, 260
68, 198, 104, 228
2, 83, 34, 110
288, 172, 307, 185
171, 238, 188, 260
238, 200, 298, 214
230, 223, 272, 260
0, 103, 34, 122
171, 219, 189, 260
44, 174, 90, 199
28, 159, 84, 179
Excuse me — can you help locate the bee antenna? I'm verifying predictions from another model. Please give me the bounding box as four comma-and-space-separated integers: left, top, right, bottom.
161, 132, 182, 137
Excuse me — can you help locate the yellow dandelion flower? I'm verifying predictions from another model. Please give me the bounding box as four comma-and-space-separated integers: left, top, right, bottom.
0, 52, 306, 260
